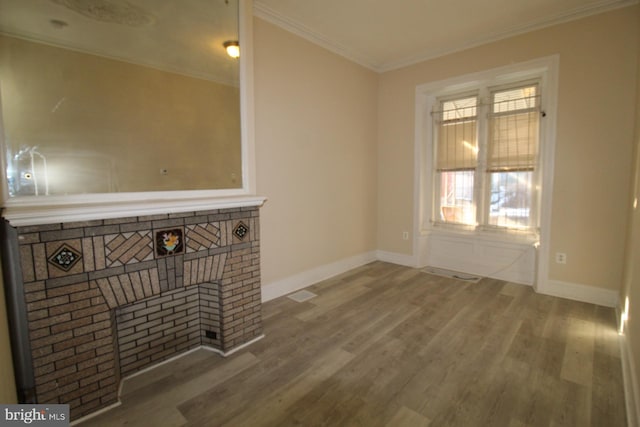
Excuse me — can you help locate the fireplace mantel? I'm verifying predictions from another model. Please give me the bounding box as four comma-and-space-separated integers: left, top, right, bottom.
2, 194, 267, 227
2, 198, 266, 420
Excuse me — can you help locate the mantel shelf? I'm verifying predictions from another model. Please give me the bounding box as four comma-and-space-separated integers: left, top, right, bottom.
2, 194, 267, 226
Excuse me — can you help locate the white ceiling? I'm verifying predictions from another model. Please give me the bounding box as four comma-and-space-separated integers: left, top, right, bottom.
1, 0, 635, 81
254, 0, 638, 72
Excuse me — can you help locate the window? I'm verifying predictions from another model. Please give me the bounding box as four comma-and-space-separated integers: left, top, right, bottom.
415, 57, 557, 286
433, 82, 541, 232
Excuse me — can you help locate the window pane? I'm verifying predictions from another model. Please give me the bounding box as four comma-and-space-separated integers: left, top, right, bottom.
437, 120, 477, 171
493, 85, 538, 113
488, 84, 539, 172
437, 96, 478, 171
439, 170, 475, 224
488, 171, 532, 228
487, 111, 538, 171
442, 97, 477, 120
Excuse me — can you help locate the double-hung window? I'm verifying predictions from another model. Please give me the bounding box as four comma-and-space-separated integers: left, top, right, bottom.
433, 81, 541, 232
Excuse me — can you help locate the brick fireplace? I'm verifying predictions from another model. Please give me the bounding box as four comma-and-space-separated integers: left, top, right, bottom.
5, 205, 263, 420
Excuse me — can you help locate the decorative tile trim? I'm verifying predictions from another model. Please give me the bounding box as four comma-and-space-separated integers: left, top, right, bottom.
47, 244, 82, 272
104, 232, 154, 267
185, 223, 221, 252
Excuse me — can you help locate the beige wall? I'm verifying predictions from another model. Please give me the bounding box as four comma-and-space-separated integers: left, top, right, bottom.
0, 35, 241, 195
377, 6, 639, 290
0, 259, 17, 403
253, 18, 378, 284
620, 5, 640, 420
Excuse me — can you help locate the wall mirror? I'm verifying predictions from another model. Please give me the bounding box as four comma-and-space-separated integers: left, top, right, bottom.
0, 0, 245, 200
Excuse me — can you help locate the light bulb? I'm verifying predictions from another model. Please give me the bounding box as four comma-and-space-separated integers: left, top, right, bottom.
223, 41, 239, 58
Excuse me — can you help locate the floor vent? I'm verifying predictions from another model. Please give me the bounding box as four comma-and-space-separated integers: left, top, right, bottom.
287, 289, 318, 303
421, 266, 482, 283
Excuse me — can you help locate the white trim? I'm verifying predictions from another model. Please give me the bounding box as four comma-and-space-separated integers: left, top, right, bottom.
534, 55, 560, 296
375, 250, 419, 268
240, 0, 257, 196
201, 334, 265, 357
2, 195, 267, 226
253, 0, 636, 73
1, 0, 260, 227
413, 89, 431, 269
618, 313, 640, 427
415, 233, 430, 268
537, 279, 619, 307
70, 401, 122, 426
120, 337, 264, 382
120, 346, 204, 382
261, 251, 377, 302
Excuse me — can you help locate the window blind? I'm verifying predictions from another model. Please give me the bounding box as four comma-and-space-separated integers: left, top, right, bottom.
435, 96, 478, 172
487, 86, 540, 172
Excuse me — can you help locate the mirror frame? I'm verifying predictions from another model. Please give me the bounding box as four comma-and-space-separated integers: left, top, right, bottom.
0, 0, 262, 227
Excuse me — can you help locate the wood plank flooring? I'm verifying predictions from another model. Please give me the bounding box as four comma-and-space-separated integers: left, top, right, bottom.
80, 262, 627, 426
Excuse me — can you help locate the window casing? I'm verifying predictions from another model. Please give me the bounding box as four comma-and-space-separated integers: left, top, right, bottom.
432, 81, 541, 233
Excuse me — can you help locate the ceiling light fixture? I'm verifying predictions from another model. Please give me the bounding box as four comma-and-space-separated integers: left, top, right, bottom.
223, 40, 239, 58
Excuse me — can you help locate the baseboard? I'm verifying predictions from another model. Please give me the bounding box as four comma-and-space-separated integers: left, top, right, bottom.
618, 317, 640, 427
537, 279, 619, 308
261, 251, 618, 309
70, 402, 121, 425
375, 250, 418, 267
261, 251, 377, 302
201, 335, 265, 357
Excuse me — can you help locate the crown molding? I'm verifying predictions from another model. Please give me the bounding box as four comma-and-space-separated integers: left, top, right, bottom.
253, 0, 639, 73
378, 0, 639, 72
252, 1, 378, 71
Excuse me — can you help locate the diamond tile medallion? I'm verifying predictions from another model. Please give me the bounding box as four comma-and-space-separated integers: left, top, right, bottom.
48, 243, 82, 272
233, 221, 249, 240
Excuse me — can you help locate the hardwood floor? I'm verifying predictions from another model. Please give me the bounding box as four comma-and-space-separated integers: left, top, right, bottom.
80, 262, 627, 426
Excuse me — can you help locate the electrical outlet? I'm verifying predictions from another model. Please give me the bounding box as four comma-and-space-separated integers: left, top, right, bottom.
402, 231, 409, 240
555, 252, 567, 264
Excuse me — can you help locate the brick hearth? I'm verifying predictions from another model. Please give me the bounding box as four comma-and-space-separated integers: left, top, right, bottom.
12, 206, 262, 420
